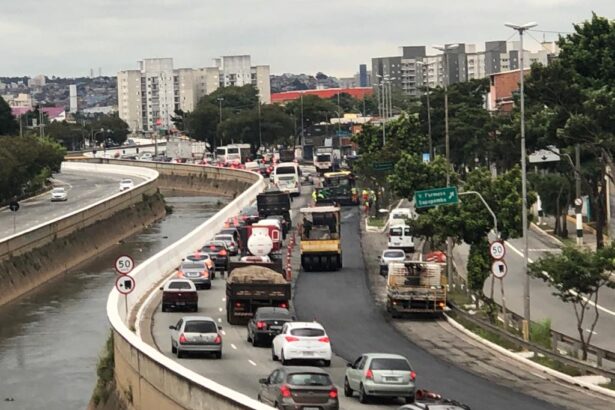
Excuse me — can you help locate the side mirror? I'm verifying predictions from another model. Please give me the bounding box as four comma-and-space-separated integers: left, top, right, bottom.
168, 325, 176, 330
259, 378, 269, 385
346, 363, 354, 368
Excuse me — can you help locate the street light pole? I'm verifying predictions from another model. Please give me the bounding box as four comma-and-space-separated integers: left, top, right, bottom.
506, 21, 537, 341
300, 92, 305, 147
217, 97, 224, 151
417, 61, 433, 160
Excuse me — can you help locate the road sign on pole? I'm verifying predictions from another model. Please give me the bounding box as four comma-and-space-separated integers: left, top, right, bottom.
414, 186, 458, 208
9, 201, 19, 212
115, 275, 136, 295
491, 260, 508, 279
489, 240, 506, 260
114, 255, 135, 275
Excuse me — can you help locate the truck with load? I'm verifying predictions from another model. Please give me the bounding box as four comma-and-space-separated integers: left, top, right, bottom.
166, 138, 193, 160
226, 265, 291, 325
256, 190, 292, 229
299, 205, 342, 271
386, 261, 446, 317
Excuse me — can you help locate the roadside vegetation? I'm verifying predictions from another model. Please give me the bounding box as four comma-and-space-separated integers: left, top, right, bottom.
92, 331, 115, 406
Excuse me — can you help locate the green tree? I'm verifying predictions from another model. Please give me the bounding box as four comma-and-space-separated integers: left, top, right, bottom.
529, 245, 615, 360
0, 96, 18, 136
285, 95, 338, 127
528, 172, 573, 237
46, 121, 87, 150
91, 114, 129, 145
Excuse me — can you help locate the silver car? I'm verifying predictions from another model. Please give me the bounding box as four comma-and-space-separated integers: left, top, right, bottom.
379, 249, 406, 276
214, 234, 238, 256
169, 316, 222, 359
344, 353, 416, 404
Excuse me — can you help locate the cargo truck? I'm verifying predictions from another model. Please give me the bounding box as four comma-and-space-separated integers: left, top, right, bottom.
226, 266, 291, 325
256, 191, 292, 228
386, 262, 446, 317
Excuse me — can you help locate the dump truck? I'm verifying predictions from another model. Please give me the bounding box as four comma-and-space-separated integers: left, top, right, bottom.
314, 148, 333, 175
386, 261, 446, 317
226, 265, 291, 325
299, 205, 342, 271
256, 190, 292, 228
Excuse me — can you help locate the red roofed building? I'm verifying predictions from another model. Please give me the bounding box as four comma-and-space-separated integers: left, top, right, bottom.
271, 87, 373, 104
11, 106, 66, 122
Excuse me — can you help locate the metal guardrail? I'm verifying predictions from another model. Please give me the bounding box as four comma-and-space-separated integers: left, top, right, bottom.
449, 303, 615, 378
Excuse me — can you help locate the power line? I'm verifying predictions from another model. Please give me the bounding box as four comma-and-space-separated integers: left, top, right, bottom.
529, 29, 572, 35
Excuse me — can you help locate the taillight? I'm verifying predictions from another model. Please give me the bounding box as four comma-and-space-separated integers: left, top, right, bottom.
410, 371, 416, 381
285, 336, 299, 342
178, 271, 185, 277
280, 384, 292, 398
279, 302, 288, 308
329, 387, 338, 399
179, 334, 187, 344
256, 321, 266, 329
218, 250, 227, 256
203, 272, 209, 278
318, 337, 330, 343
365, 369, 373, 380
210, 245, 216, 250
235, 302, 242, 308
214, 334, 222, 344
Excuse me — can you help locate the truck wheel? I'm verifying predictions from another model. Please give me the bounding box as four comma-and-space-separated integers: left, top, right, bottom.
214, 351, 222, 359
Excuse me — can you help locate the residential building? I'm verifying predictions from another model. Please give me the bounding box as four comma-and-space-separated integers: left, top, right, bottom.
117, 55, 271, 132
371, 56, 402, 89
359, 64, 368, 87
487, 68, 530, 112
1, 93, 33, 109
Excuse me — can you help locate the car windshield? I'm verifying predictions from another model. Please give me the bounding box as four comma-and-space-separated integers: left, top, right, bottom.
184, 321, 217, 333
181, 263, 204, 270
242, 206, 257, 215
370, 358, 411, 371
383, 251, 405, 258
278, 175, 295, 181
287, 373, 331, 386
290, 328, 325, 337
121, 179, 132, 184
276, 166, 296, 175
52, 188, 64, 193
168, 281, 192, 290
316, 154, 330, 161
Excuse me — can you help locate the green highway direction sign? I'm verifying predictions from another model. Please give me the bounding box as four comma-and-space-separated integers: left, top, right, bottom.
372, 161, 394, 171
414, 186, 459, 208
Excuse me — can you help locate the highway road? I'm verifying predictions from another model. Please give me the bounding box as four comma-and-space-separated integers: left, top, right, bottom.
144, 184, 562, 410
452, 227, 615, 353
0, 169, 143, 241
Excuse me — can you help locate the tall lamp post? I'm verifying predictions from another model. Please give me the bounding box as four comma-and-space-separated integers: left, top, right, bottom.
506, 21, 537, 340
216, 97, 224, 151
434, 43, 459, 285
416, 61, 433, 160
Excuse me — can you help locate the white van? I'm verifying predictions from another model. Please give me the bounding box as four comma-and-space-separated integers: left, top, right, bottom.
273, 162, 301, 196
388, 208, 413, 226
387, 223, 415, 253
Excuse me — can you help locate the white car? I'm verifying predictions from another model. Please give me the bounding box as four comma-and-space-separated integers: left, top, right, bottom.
139, 152, 153, 161
388, 208, 414, 226
50, 187, 68, 202
379, 249, 407, 276
119, 178, 135, 191
271, 322, 332, 366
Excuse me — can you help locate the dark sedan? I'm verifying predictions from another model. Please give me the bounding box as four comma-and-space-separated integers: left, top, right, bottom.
247, 307, 294, 347
201, 241, 230, 274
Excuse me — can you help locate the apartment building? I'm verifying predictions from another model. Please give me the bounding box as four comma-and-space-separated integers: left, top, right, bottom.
371, 40, 558, 96
118, 56, 271, 132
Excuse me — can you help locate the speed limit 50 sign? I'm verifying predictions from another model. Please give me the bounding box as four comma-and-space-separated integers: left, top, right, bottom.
489, 240, 506, 260
115, 255, 135, 275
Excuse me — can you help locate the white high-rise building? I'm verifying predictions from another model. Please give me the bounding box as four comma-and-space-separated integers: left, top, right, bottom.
69, 84, 78, 113
118, 55, 271, 132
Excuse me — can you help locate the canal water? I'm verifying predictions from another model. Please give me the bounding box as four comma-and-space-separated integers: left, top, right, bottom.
0, 193, 226, 410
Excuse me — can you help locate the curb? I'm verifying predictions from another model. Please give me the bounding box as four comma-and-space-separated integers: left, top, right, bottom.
530, 222, 565, 246
444, 313, 615, 399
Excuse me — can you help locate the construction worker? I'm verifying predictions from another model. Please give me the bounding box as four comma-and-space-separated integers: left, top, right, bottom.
351, 187, 358, 204
361, 189, 369, 206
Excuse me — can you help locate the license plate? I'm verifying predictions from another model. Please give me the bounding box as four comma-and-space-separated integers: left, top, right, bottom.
176, 302, 186, 306
385, 377, 399, 382
304, 407, 319, 410
302, 351, 314, 356
270, 326, 281, 330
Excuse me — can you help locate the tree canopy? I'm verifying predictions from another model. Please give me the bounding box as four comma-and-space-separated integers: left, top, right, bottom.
0, 96, 18, 136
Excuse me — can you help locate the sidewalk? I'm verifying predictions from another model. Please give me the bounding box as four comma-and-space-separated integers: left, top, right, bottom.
536, 214, 598, 251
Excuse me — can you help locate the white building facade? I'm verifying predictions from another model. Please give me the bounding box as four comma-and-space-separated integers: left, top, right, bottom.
118, 55, 271, 132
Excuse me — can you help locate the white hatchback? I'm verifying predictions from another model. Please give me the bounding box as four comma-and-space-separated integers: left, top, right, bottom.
119, 178, 135, 191
271, 322, 332, 366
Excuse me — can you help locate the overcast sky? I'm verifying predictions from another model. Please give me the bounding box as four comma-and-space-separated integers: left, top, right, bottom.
1, 0, 614, 78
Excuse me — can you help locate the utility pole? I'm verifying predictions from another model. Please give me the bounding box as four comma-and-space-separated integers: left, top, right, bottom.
216, 97, 224, 151
506, 21, 537, 341
300, 92, 305, 147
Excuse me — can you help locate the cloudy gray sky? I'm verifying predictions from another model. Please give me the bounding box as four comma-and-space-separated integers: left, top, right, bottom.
1, 0, 614, 78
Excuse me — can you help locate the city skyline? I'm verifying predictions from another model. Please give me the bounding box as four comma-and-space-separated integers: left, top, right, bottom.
1, 0, 614, 78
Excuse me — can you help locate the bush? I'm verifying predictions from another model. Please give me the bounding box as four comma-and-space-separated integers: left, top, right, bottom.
530, 319, 552, 350
92, 331, 115, 405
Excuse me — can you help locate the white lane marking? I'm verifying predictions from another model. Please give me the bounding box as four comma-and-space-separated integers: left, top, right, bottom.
343, 214, 353, 220
506, 241, 615, 317
231, 343, 237, 350
586, 329, 598, 335
248, 360, 257, 366
222, 297, 226, 302
218, 318, 222, 323
218, 307, 223, 312
220, 330, 226, 336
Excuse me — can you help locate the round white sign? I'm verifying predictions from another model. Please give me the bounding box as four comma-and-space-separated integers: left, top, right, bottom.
491, 260, 508, 279
489, 241, 506, 260
574, 198, 583, 207
115, 255, 135, 275
115, 275, 136, 295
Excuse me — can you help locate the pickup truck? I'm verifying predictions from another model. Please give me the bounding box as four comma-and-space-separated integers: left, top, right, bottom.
226, 265, 291, 325
160, 279, 198, 312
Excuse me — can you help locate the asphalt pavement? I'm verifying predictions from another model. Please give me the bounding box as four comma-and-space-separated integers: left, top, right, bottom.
293, 206, 561, 410
0, 170, 143, 241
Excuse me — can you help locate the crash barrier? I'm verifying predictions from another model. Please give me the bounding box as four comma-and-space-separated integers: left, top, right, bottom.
0, 162, 159, 261
107, 163, 274, 410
